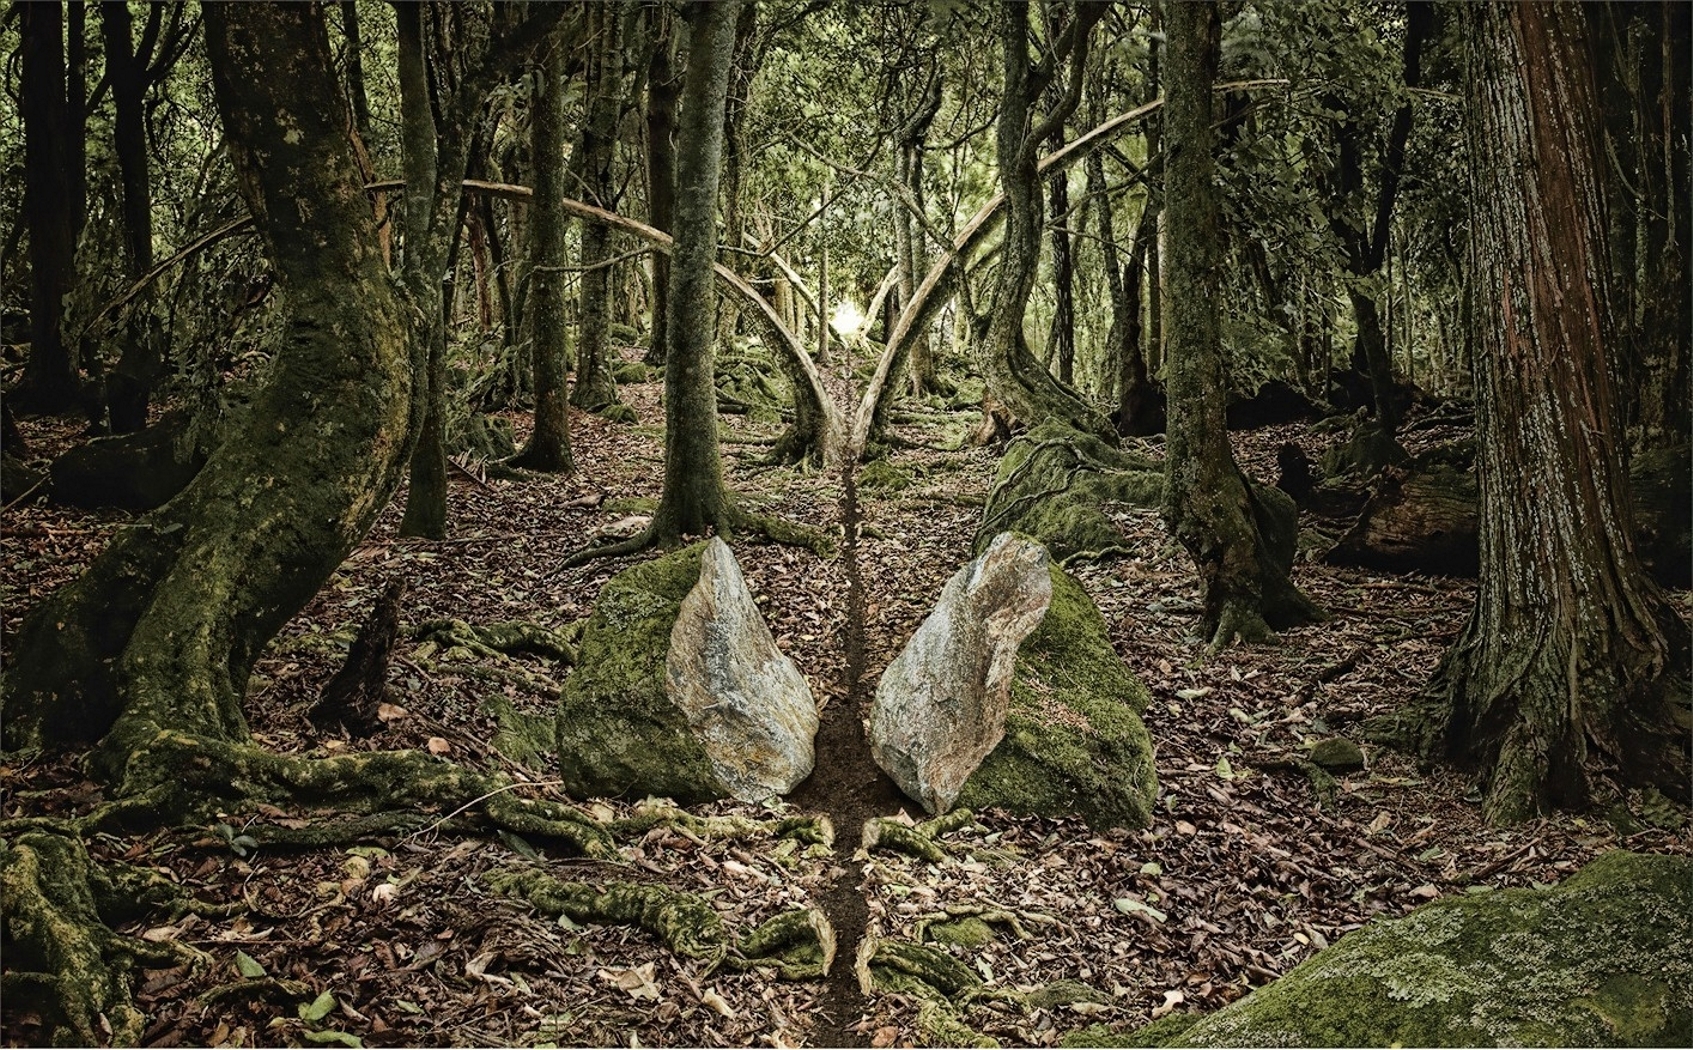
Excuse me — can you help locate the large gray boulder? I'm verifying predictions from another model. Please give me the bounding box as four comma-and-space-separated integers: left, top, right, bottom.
870, 533, 1053, 814
1140, 850, 1693, 1048
556, 539, 817, 803
667, 538, 818, 800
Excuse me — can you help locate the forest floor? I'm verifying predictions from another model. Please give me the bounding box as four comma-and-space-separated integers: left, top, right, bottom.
3, 358, 1690, 1049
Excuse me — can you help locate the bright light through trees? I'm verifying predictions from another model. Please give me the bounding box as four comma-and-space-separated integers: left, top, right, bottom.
829, 299, 865, 335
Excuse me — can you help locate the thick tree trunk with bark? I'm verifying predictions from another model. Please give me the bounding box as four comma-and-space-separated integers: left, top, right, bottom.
509, 29, 575, 473
651, 0, 742, 539
1404, 2, 1690, 823
1162, 0, 1322, 648
2, 5, 413, 782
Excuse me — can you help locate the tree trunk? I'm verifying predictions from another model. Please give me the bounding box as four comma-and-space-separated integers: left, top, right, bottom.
398, 5, 571, 537
1409, 2, 1690, 823
643, 3, 680, 368
2, 4, 413, 780
1162, 0, 1323, 648
509, 27, 575, 473
1045, 131, 1075, 386
979, 1, 1113, 444
651, 0, 742, 539
712, 0, 763, 350
16, 1, 85, 414
101, 1, 166, 433
570, 1, 625, 414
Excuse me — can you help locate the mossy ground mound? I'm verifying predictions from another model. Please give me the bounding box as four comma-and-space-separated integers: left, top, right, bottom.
1147, 851, 1692, 1047
554, 543, 730, 802
977, 421, 1161, 562
957, 563, 1157, 829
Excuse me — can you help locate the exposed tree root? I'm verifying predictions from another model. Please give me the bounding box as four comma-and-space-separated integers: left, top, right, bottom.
610, 799, 833, 849
487, 865, 837, 978
862, 808, 980, 863
1, 825, 211, 1047
558, 505, 834, 570
415, 617, 578, 664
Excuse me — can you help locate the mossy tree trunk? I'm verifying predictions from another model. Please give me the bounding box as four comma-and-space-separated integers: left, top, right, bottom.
1407, 1, 1690, 823
398, 6, 572, 537
1162, 0, 1323, 648
509, 26, 575, 473
979, 1, 1114, 445
1, 4, 412, 773
651, 0, 742, 539
642, 3, 681, 369
570, 1, 626, 414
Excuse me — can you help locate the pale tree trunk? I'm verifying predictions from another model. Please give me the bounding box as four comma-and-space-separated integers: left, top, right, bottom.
1405, 2, 1690, 823
1162, 0, 1322, 648
2, 4, 412, 781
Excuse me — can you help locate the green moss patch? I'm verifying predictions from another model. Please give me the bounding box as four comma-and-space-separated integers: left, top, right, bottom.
978, 421, 1161, 562
958, 563, 1157, 830
1162, 851, 1693, 1047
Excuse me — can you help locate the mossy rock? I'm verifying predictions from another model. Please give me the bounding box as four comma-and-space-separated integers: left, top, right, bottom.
1308, 736, 1365, 772
859, 457, 915, 492
978, 421, 1161, 561
1157, 851, 1693, 1047
957, 563, 1157, 830
554, 543, 730, 802
613, 361, 654, 385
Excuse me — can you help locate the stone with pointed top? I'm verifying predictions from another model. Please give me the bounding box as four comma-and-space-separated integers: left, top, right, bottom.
869, 532, 1052, 814
667, 537, 819, 801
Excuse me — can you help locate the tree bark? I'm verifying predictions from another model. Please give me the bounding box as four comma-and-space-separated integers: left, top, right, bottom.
2, 5, 413, 782
1162, 0, 1323, 648
1408, 2, 1690, 823
398, 5, 571, 538
17, 1, 85, 414
642, 2, 681, 368
978, 1, 1113, 444
509, 26, 575, 473
651, 0, 743, 539
570, 1, 626, 414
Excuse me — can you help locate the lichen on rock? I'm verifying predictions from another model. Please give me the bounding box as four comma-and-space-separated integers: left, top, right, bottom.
1152, 850, 1693, 1047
